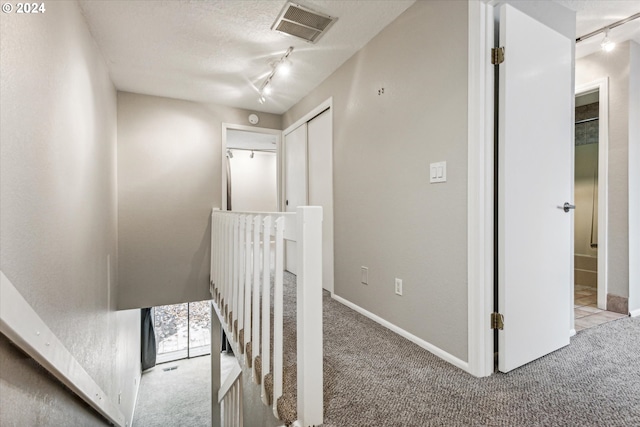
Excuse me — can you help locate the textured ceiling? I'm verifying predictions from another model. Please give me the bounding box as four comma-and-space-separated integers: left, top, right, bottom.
78, 0, 415, 114
552, 0, 640, 58
79, 1, 639, 113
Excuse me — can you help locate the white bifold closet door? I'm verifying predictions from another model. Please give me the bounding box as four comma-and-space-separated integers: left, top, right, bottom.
283, 108, 334, 292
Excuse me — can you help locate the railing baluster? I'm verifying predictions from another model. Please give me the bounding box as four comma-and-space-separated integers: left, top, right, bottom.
220, 216, 231, 323
222, 216, 227, 314
237, 215, 246, 347
209, 212, 216, 298
244, 215, 253, 359
233, 216, 240, 339
238, 372, 244, 426
252, 215, 261, 381
216, 216, 224, 308
215, 215, 220, 303
272, 216, 285, 417
227, 215, 233, 323
261, 216, 272, 403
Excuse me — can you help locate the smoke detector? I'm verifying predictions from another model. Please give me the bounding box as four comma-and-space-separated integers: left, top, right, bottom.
271, 2, 337, 44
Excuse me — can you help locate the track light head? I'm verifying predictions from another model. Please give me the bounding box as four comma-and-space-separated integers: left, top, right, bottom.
279, 59, 292, 77
601, 29, 615, 52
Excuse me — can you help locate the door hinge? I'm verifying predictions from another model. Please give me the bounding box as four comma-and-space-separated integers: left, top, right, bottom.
491, 47, 505, 65
491, 312, 504, 330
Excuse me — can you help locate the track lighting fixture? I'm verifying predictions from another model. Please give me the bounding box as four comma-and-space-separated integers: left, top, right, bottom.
257, 46, 294, 104
576, 12, 640, 53
227, 149, 233, 159
250, 151, 255, 159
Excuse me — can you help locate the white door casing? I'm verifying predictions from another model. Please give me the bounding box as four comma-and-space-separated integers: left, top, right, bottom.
574, 79, 609, 313
308, 109, 334, 292
498, 4, 573, 372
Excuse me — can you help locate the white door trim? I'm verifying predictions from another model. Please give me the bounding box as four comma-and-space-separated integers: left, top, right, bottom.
283, 98, 333, 136
467, 0, 494, 378
575, 78, 609, 312
221, 123, 282, 211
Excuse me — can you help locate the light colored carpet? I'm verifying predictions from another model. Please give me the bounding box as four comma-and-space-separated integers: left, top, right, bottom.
133, 356, 211, 427
216, 272, 640, 426
321, 285, 640, 426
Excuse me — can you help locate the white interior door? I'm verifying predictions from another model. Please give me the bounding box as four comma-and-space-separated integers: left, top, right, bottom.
308, 109, 334, 292
284, 123, 308, 274
498, 4, 573, 373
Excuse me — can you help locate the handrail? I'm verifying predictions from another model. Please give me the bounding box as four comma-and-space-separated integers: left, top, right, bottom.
0, 271, 125, 427
218, 363, 242, 403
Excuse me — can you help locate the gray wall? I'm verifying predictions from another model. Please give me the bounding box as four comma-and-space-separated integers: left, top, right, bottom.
117, 93, 281, 309
576, 42, 632, 299
283, 0, 469, 361
0, 1, 140, 425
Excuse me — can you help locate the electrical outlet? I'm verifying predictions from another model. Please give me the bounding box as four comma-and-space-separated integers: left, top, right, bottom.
395, 278, 403, 296
361, 267, 369, 285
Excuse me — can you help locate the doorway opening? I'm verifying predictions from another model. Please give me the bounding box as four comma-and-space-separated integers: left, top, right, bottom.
573, 80, 624, 332
154, 300, 212, 364
221, 124, 281, 212
573, 90, 600, 316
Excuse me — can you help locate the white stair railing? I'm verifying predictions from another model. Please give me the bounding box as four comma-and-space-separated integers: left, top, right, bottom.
218, 363, 243, 427
210, 207, 323, 427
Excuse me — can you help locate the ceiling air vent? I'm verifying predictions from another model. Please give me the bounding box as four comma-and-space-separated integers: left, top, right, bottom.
271, 2, 337, 44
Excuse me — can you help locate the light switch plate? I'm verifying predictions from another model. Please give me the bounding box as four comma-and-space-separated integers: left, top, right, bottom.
430, 161, 447, 183
361, 267, 369, 285
395, 278, 403, 296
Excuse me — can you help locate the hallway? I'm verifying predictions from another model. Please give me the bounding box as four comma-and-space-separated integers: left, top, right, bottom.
133, 356, 211, 427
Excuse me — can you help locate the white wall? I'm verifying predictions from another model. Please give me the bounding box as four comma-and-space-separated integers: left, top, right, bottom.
284, 0, 470, 361
117, 92, 281, 309
229, 150, 278, 212
0, 2, 140, 425
576, 42, 632, 299
629, 41, 640, 315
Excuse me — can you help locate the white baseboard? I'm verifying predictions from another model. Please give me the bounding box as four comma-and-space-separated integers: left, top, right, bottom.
630, 308, 640, 318
331, 294, 470, 374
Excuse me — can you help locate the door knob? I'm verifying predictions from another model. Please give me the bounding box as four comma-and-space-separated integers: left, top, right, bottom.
563, 202, 575, 212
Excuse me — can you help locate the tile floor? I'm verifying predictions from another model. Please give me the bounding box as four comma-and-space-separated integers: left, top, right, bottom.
574, 284, 627, 332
